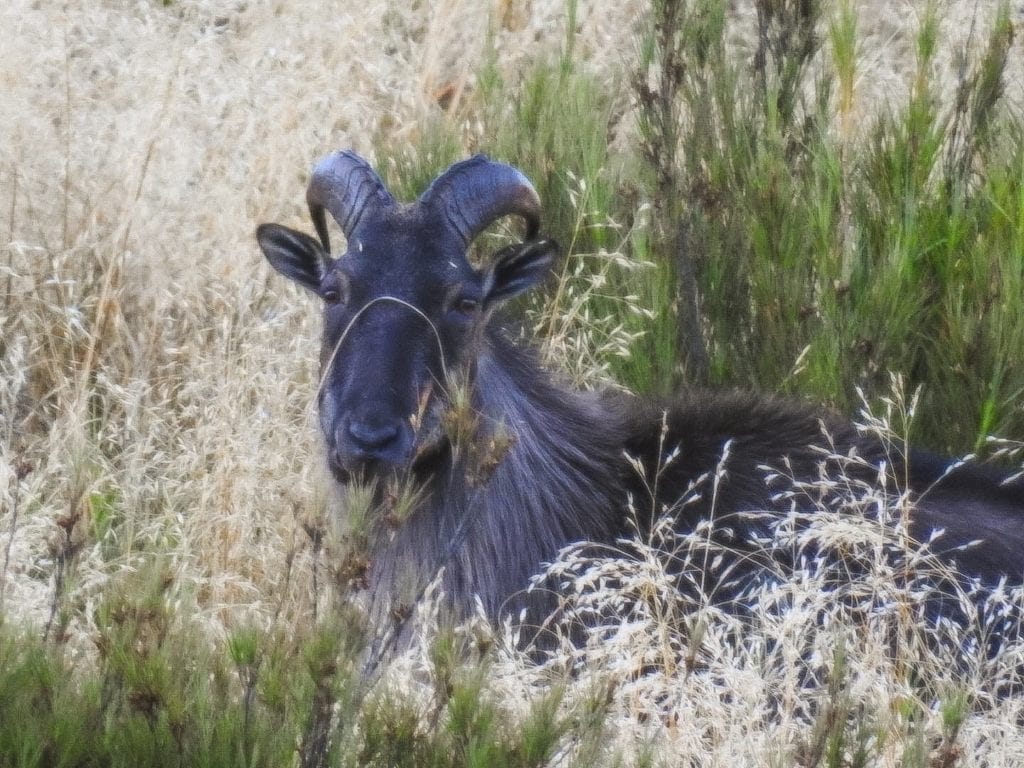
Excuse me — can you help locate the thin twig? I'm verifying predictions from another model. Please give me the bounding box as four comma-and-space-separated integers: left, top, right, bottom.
4, 168, 16, 313
62, 9, 72, 250
0, 462, 31, 614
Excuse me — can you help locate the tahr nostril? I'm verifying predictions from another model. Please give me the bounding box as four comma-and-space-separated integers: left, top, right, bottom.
348, 419, 401, 451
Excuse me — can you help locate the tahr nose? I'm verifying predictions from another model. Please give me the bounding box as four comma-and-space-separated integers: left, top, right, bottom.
345, 417, 405, 461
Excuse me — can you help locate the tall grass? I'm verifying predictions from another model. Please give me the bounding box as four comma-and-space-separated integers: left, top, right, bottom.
1, 0, 1023, 765
624, 0, 1024, 455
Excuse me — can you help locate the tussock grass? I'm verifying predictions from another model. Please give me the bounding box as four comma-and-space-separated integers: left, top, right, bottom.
2, 0, 1024, 765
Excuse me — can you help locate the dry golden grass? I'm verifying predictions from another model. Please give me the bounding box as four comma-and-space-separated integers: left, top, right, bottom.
0, 0, 653, 649
2, 0, 1024, 764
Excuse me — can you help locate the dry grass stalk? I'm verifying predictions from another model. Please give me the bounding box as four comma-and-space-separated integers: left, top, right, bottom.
2, 0, 1023, 763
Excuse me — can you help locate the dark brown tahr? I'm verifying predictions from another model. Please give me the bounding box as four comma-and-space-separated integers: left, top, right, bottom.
257, 150, 1024, 658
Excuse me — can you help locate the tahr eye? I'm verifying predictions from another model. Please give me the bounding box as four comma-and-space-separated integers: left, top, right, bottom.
320, 277, 348, 305
454, 298, 479, 316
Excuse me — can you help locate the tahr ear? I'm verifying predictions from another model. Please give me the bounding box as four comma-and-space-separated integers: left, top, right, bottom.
482, 238, 559, 307
256, 223, 329, 292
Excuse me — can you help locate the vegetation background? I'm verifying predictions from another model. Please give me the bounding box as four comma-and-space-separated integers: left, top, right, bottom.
1, 0, 1024, 765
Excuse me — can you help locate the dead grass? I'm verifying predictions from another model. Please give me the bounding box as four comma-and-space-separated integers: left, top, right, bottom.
2, 0, 1024, 764
374, 386, 1024, 766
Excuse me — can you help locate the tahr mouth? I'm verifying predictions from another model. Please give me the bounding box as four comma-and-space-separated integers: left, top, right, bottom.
328, 458, 353, 485
326, 383, 459, 485
327, 427, 450, 486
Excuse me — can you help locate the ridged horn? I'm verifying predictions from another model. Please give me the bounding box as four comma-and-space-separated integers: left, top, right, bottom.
306, 150, 395, 252
419, 155, 541, 249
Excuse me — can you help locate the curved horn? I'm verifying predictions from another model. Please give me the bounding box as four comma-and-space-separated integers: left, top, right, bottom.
306, 150, 395, 252
420, 155, 541, 249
